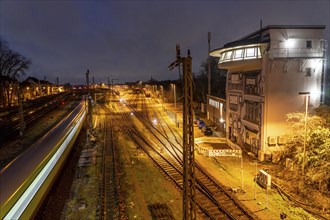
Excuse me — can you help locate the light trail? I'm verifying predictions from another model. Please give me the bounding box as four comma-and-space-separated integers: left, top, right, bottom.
4, 111, 86, 220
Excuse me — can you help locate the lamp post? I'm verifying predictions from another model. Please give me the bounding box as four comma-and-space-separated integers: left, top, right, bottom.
160, 85, 164, 108
299, 91, 310, 176
172, 83, 176, 109
171, 83, 177, 126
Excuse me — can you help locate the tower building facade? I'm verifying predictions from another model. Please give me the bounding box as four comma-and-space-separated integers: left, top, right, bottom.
210, 25, 326, 160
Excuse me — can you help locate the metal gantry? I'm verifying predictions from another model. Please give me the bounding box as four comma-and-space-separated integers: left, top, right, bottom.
169, 45, 196, 220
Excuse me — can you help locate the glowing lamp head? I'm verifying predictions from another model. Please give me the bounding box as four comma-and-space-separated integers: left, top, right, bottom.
310, 88, 321, 100
284, 39, 296, 48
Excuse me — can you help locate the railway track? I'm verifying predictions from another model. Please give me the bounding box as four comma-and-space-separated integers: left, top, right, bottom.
107, 94, 258, 220
141, 100, 256, 219
99, 108, 127, 220
0, 93, 70, 141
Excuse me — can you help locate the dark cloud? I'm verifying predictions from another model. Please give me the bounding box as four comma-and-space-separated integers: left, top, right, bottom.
1, 1, 329, 84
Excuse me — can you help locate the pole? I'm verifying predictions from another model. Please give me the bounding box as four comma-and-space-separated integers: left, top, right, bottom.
254, 161, 257, 200
174, 84, 177, 127
182, 49, 196, 220
302, 95, 309, 176
241, 150, 244, 190
86, 69, 92, 144
208, 32, 211, 95
169, 45, 196, 220
266, 186, 269, 209
18, 84, 25, 137
161, 85, 164, 108
174, 84, 177, 109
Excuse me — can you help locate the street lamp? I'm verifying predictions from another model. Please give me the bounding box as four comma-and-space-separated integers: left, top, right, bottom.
299, 91, 310, 176
160, 85, 164, 99
172, 83, 176, 109
160, 85, 164, 108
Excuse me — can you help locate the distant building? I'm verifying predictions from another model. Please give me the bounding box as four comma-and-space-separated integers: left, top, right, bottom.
210, 25, 326, 160
39, 79, 53, 95
20, 77, 40, 100
21, 77, 63, 101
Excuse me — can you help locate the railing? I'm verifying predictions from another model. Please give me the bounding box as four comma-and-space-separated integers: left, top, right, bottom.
268, 48, 324, 59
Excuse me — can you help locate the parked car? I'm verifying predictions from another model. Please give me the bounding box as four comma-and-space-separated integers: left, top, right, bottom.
204, 127, 213, 136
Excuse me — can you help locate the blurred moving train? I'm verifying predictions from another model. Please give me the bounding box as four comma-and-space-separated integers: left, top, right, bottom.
0, 102, 86, 219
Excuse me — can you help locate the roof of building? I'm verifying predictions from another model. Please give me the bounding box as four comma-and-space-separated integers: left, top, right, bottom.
25, 76, 40, 84
23, 76, 53, 86
211, 25, 326, 53
40, 80, 53, 85
238, 25, 325, 41
20, 80, 33, 87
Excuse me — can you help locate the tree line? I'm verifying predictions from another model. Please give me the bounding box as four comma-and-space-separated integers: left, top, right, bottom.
0, 38, 31, 108
192, 57, 227, 103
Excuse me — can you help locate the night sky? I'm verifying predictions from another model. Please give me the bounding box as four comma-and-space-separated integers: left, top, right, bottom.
1, 1, 329, 85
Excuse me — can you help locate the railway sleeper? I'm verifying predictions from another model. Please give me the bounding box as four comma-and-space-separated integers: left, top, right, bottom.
166, 170, 180, 176
200, 181, 218, 189
169, 174, 182, 181
214, 195, 233, 203
217, 200, 238, 210
205, 186, 220, 194
205, 206, 223, 216
148, 203, 175, 220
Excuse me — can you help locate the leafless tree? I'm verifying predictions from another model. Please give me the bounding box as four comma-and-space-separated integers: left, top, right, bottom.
193, 57, 227, 103
0, 38, 31, 108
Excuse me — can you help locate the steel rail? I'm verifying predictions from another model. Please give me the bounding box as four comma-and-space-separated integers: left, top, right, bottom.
107, 95, 257, 219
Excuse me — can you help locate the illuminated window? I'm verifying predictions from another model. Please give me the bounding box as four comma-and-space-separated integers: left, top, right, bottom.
209, 99, 220, 109
245, 48, 255, 57
257, 47, 261, 57
220, 53, 226, 61
234, 49, 243, 58
225, 51, 233, 60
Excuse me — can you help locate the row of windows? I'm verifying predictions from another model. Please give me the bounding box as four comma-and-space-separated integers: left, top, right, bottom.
220, 47, 262, 62
209, 98, 224, 109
